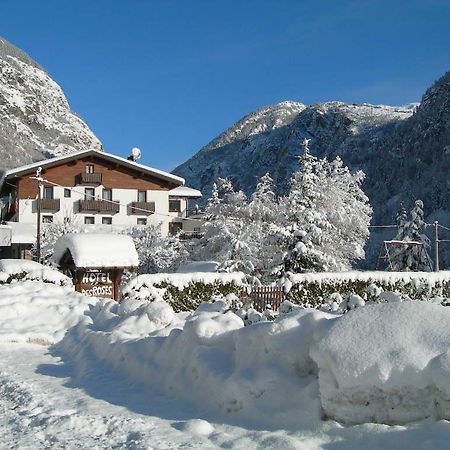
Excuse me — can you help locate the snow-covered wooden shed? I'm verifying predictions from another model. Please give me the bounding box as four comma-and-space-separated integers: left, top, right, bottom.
52, 233, 139, 301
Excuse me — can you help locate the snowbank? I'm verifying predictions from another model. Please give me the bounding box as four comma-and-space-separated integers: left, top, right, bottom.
52, 233, 139, 268
0, 259, 72, 286
288, 270, 450, 287
0, 281, 94, 344
123, 272, 246, 292
311, 302, 450, 424
59, 299, 336, 429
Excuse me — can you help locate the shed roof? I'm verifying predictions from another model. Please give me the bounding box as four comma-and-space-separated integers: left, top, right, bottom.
52, 233, 139, 268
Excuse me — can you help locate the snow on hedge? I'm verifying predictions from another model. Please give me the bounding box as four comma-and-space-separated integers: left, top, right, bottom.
0, 259, 72, 286
123, 272, 246, 293
311, 302, 450, 424
287, 270, 450, 287
52, 233, 139, 268
0, 282, 95, 344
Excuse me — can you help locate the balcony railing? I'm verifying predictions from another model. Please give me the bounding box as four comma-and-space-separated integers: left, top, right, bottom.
78, 199, 120, 214
130, 201, 155, 215
78, 172, 102, 185
40, 198, 60, 212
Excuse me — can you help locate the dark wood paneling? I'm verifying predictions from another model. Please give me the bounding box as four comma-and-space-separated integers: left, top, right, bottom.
16, 156, 179, 199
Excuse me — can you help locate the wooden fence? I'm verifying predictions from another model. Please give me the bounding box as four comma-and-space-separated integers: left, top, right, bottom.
242, 286, 285, 312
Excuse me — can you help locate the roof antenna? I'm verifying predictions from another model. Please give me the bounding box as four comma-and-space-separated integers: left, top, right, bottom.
128, 147, 141, 162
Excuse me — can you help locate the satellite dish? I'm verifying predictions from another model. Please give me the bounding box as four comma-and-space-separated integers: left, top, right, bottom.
131, 147, 141, 161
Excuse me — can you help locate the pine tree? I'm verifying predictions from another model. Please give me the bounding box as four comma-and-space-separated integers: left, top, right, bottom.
274, 138, 372, 275
390, 200, 431, 271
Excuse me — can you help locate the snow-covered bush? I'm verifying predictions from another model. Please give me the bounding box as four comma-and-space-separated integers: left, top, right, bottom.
283, 271, 450, 308
0, 259, 72, 286
125, 223, 188, 274
121, 272, 246, 312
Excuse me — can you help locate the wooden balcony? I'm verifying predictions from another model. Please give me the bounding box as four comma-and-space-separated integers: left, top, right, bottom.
40, 198, 60, 212
129, 201, 155, 215
78, 172, 102, 185
78, 199, 120, 214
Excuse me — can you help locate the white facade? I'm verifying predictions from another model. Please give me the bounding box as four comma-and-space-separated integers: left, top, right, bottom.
17, 185, 194, 236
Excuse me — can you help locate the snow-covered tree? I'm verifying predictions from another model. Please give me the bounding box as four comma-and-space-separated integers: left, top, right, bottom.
273, 138, 372, 275
31, 219, 82, 264
126, 223, 188, 274
390, 200, 431, 271
196, 178, 258, 274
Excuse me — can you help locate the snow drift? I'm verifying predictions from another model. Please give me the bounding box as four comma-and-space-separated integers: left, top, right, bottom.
311, 302, 450, 424
58, 296, 450, 428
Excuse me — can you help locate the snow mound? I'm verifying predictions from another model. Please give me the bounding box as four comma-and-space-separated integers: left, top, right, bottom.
311, 302, 450, 424
179, 419, 215, 436
52, 233, 139, 268
0, 259, 72, 286
0, 281, 94, 344
59, 303, 335, 429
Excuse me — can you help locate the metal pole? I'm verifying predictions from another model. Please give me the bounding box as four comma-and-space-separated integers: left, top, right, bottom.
434, 221, 439, 272
36, 169, 42, 264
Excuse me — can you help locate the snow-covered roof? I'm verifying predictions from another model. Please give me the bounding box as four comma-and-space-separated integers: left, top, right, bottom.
5, 221, 36, 244
52, 233, 139, 268
3, 149, 185, 186
169, 186, 202, 198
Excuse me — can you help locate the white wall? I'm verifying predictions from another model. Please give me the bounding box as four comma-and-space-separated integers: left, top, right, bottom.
18, 185, 191, 237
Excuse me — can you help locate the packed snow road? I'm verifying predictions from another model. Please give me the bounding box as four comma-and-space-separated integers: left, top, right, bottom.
0, 344, 324, 450
3, 344, 450, 450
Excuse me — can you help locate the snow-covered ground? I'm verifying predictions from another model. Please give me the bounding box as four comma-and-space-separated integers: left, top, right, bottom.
3, 278, 450, 448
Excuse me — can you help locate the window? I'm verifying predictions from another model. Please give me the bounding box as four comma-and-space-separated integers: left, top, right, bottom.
42, 215, 53, 223
43, 186, 53, 199
169, 222, 183, 235
102, 217, 112, 225
85, 188, 95, 200
102, 189, 112, 201
169, 199, 181, 212
64, 188, 71, 198
86, 164, 95, 174
137, 190, 147, 203
84, 216, 95, 225
137, 218, 147, 226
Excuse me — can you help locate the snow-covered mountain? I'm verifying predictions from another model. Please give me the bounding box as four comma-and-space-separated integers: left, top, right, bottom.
0, 37, 101, 171
173, 99, 415, 203
174, 70, 450, 265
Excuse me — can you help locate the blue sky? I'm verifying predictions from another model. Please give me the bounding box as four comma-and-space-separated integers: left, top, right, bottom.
1, 0, 449, 171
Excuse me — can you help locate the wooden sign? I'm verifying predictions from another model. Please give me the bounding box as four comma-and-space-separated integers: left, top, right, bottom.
79, 269, 115, 299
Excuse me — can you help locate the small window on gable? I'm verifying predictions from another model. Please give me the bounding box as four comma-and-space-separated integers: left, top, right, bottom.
169, 199, 181, 212
42, 215, 53, 223
137, 190, 147, 203
102, 217, 112, 225
84, 216, 95, 225
137, 218, 147, 226
64, 188, 71, 198
86, 164, 95, 174
43, 186, 54, 199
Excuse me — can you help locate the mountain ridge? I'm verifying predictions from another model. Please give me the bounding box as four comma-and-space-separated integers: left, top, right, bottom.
0, 36, 101, 172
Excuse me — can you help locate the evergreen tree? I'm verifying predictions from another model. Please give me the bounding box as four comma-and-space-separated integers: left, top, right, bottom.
391, 200, 431, 271
274, 138, 372, 275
